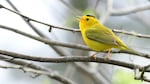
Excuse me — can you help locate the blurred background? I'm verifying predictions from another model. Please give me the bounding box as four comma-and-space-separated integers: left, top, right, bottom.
0, 0, 150, 84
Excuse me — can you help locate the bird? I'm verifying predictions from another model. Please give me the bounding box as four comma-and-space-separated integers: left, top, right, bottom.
78, 15, 130, 60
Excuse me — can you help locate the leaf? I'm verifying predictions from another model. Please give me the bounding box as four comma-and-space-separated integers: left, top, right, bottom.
113, 70, 142, 84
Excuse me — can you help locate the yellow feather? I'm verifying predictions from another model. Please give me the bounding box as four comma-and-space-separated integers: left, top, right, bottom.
79, 15, 129, 52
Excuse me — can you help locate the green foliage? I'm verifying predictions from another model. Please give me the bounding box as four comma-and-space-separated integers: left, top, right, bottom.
69, 0, 88, 10
42, 79, 51, 84
113, 70, 142, 84
82, 9, 100, 19
82, 9, 95, 16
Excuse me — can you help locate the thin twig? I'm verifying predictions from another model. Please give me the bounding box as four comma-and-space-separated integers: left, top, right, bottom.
0, 55, 76, 84
74, 62, 110, 84
60, 0, 81, 15
2, 50, 150, 82
100, 0, 113, 23
4, 2, 106, 83
134, 64, 150, 82
0, 24, 90, 51
140, 65, 150, 80
6, 0, 69, 56
0, 4, 79, 32
1, 1, 150, 83
1, 49, 150, 82
111, 3, 150, 16
0, 65, 25, 69
0, 49, 146, 71
0, 24, 150, 59
94, 0, 100, 10
113, 29, 150, 39
134, 65, 140, 80
0, 4, 150, 39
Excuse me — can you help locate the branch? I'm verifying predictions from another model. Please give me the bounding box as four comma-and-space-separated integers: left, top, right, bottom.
5, 2, 106, 83
0, 52, 150, 84
0, 4, 79, 32
0, 24, 90, 51
1, 1, 150, 83
0, 55, 76, 84
6, 0, 71, 56
1, 49, 150, 82
100, 0, 113, 23
111, 3, 150, 16
0, 49, 149, 72
0, 64, 66, 80
112, 49, 150, 59
94, 0, 100, 10
60, 0, 81, 15
74, 62, 110, 84
134, 65, 150, 82
0, 4, 150, 39
0, 24, 150, 59
2, 49, 150, 82
113, 29, 150, 39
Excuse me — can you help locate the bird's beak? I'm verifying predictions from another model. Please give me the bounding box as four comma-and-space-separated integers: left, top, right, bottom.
76, 16, 81, 21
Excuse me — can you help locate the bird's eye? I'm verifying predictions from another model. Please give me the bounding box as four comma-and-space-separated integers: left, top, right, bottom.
86, 18, 89, 21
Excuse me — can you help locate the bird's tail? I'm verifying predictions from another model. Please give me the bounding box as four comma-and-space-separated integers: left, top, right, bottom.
116, 38, 144, 56
120, 44, 130, 50
119, 47, 144, 57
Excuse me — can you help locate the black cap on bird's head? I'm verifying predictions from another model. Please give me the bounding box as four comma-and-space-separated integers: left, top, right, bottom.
86, 15, 96, 18
76, 15, 96, 21
78, 14, 100, 28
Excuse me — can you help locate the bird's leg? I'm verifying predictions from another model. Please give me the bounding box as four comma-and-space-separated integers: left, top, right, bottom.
105, 49, 112, 61
91, 52, 98, 60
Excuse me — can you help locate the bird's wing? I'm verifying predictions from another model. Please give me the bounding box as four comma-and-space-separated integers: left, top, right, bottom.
85, 27, 119, 45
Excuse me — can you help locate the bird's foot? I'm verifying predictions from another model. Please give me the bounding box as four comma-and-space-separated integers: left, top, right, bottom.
105, 53, 110, 61
90, 52, 98, 60
105, 49, 112, 61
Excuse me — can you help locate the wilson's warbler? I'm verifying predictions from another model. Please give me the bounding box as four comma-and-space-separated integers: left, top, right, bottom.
79, 15, 129, 60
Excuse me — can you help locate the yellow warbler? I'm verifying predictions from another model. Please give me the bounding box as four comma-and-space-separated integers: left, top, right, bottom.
79, 15, 129, 60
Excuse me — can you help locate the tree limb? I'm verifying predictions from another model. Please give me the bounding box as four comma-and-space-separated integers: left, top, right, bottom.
0, 24, 150, 59
0, 3, 150, 39
0, 55, 76, 84
5, 1, 106, 83
0, 49, 149, 72
6, 0, 71, 56
111, 3, 150, 16
0, 24, 90, 51
1, 49, 150, 82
